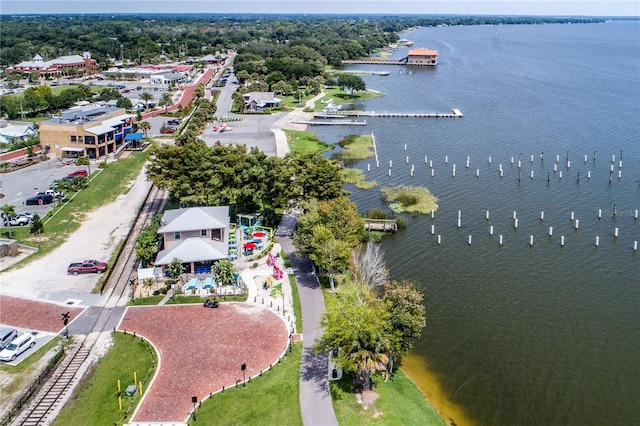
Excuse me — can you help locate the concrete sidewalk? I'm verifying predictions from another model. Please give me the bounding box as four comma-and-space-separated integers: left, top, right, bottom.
276, 213, 338, 426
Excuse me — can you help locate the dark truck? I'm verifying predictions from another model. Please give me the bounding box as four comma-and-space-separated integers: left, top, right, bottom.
67, 260, 108, 275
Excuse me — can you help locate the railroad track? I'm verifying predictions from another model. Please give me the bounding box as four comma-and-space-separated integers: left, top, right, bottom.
11, 185, 167, 426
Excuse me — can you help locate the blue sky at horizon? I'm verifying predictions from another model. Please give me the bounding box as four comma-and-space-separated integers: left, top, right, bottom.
2, 1, 639, 17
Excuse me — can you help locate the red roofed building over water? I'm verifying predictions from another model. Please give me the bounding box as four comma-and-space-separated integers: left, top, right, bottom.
407, 48, 438, 66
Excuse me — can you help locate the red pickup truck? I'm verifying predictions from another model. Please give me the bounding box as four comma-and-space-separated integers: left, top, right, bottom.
67, 260, 108, 275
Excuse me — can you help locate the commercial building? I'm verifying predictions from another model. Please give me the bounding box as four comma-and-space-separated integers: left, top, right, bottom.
38, 103, 135, 159
5, 53, 98, 77
406, 48, 438, 66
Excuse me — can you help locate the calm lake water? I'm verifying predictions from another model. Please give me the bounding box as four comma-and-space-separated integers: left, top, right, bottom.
313, 20, 640, 426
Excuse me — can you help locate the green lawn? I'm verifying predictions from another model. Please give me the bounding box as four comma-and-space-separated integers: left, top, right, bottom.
127, 295, 165, 306
321, 277, 445, 426
165, 293, 247, 304
314, 87, 383, 112
189, 342, 302, 426
284, 129, 332, 153
52, 332, 156, 426
330, 370, 446, 426
1, 151, 149, 269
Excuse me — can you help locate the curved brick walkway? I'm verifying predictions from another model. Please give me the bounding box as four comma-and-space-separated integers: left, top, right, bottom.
119, 303, 289, 423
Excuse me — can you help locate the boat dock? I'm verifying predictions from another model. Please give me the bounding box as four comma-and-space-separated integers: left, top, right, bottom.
292, 119, 367, 126
333, 109, 463, 118
364, 219, 398, 232
342, 57, 409, 66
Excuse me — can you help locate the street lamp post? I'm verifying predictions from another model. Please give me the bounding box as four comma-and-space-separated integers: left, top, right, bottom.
191, 396, 197, 421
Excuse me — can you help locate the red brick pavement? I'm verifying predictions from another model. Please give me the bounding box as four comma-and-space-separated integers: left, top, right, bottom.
0, 295, 84, 333
0, 146, 42, 162
119, 303, 289, 422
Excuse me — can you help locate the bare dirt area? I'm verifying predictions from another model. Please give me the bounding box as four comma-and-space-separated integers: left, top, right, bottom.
119, 303, 289, 422
0, 295, 84, 332
0, 170, 151, 305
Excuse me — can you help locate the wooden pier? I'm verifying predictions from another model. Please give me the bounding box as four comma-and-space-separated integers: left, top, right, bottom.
333, 109, 463, 118
364, 219, 398, 232
292, 119, 367, 126
342, 58, 408, 65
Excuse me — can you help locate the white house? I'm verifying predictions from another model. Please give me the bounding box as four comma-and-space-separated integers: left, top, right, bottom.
150, 71, 187, 85
0, 120, 38, 145
155, 206, 231, 274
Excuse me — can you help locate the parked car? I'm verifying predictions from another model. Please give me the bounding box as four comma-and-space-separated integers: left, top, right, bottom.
67, 259, 108, 275
68, 169, 88, 177
136, 86, 142, 90
0, 328, 18, 350
3, 214, 30, 227
25, 193, 54, 206
167, 119, 181, 126
16, 212, 36, 221
162, 127, 176, 134
0, 333, 36, 362
36, 189, 65, 199
121, 89, 130, 93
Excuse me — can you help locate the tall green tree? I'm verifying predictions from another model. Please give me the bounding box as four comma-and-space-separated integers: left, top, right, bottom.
211, 259, 235, 286
139, 91, 153, 110
315, 282, 390, 391
337, 74, 366, 97
167, 257, 186, 284
382, 280, 426, 365
294, 196, 364, 257
160, 92, 173, 112
308, 224, 351, 291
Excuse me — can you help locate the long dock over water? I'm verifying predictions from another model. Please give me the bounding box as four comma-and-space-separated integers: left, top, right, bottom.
342, 58, 408, 65
332, 109, 463, 118
292, 119, 367, 126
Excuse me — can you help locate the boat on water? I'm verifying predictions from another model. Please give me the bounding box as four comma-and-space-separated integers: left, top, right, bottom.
373, 71, 390, 76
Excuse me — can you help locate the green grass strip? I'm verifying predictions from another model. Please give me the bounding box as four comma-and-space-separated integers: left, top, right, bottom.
330, 370, 446, 426
190, 342, 302, 425
381, 185, 439, 215
335, 134, 375, 161
285, 129, 331, 153
52, 332, 156, 426
341, 168, 377, 190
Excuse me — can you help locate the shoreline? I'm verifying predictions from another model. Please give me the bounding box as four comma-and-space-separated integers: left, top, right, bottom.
402, 353, 475, 426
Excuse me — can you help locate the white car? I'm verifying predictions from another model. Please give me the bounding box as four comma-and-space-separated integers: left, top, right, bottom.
0, 333, 36, 362
2, 215, 30, 227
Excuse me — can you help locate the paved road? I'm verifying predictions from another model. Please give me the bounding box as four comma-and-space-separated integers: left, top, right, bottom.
276, 213, 338, 426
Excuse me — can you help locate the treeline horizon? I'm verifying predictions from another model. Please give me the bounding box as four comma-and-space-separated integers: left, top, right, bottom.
1, 14, 610, 68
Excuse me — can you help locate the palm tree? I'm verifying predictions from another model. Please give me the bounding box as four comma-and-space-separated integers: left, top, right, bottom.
160, 92, 173, 113
137, 121, 151, 138
211, 259, 235, 286
139, 92, 153, 110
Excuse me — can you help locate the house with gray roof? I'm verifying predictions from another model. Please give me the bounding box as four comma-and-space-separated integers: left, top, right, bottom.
155, 206, 231, 274
150, 71, 187, 85
243, 92, 281, 113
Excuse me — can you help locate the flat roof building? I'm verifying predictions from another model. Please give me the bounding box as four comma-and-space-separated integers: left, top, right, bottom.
39, 103, 135, 159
